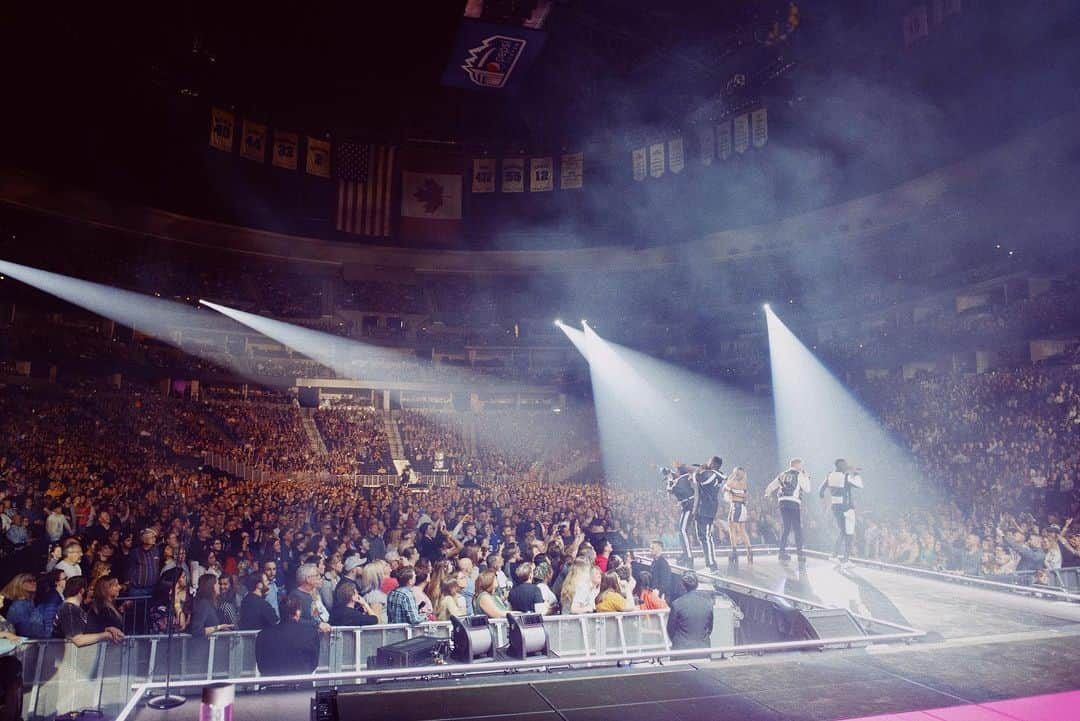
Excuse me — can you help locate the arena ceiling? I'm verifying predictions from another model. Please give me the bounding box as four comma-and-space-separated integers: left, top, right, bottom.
6, 1, 795, 145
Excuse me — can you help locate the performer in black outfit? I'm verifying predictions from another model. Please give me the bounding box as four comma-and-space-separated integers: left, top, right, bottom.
765, 458, 811, 563
660, 464, 696, 565
819, 459, 864, 563
693, 456, 725, 570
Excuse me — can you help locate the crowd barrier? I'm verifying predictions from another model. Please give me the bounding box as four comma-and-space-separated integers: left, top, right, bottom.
14, 610, 670, 720
983, 567, 1080, 593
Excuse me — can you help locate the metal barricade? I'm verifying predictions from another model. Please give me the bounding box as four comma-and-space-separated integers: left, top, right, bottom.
16, 611, 671, 719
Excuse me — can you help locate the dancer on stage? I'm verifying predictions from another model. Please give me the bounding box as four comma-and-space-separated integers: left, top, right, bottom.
819, 459, 863, 565
722, 466, 753, 565
659, 463, 696, 565
764, 458, 811, 563
693, 457, 725, 570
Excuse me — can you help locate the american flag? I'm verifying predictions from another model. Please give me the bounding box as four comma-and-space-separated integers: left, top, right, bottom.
336, 143, 396, 237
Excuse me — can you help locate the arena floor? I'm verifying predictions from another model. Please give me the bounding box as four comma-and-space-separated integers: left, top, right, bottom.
126, 555, 1080, 721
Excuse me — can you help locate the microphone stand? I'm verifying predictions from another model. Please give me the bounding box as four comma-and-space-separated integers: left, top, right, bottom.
147, 574, 186, 709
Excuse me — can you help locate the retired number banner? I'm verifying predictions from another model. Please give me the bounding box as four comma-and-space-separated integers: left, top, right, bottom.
272, 131, 299, 170
733, 114, 750, 154
209, 107, 235, 152
560, 152, 583, 189
472, 158, 496, 193
240, 119, 267, 163
668, 137, 685, 174
632, 147, 646, 181
530, 157, 553, 192
648, 143, 665, 178
501, 158, 525, 192
306, 137, 331, 177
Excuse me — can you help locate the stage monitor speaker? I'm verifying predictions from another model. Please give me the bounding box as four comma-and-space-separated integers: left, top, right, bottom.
450, 614, 497, 663
507, 612, 549, 659
790, 608, 867, 643
373, 635, 450, 669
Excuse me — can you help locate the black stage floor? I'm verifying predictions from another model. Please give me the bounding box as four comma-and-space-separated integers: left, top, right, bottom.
129, 556, 1080, 721
129, 632, 1080, 721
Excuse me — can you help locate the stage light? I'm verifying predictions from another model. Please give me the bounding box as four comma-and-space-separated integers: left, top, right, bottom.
554, 318, 562, 327
581, 319, 588, 326
763, 303, 771, 311
765, 306, 919, 508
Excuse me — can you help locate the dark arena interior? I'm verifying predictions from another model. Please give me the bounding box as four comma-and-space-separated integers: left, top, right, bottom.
2, 2, 1080, 720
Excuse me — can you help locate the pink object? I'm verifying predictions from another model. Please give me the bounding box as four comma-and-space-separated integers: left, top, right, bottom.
833, 689, 1080, 721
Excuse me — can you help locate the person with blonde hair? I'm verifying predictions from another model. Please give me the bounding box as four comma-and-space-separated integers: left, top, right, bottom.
722, 466, 753, 565
0, 574, 47, 638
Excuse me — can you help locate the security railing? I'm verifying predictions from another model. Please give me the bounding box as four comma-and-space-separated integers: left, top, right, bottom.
15, 610, 671, 720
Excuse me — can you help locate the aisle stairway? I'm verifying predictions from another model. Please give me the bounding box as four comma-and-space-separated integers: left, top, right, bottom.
299, 407, 328, 457
383, 410, 407, 472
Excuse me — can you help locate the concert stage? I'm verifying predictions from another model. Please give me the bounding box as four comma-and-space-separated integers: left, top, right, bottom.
681, 552, 1080, 641
123, 554, 1080, 721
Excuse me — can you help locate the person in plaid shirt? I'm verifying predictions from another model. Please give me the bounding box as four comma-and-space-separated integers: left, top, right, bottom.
386, 567, 425, 625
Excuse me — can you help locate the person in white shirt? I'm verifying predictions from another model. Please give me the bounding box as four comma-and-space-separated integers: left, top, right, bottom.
55, 541, 84, 578
765, 458, 811, 563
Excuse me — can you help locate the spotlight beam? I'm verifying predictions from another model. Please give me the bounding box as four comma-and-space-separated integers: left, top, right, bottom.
765, 305, 920, 506
0, 259, 252, 374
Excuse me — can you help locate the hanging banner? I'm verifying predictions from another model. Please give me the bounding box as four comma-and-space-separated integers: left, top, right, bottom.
240, 119, 267, 163
751, 108, 769, 148
272, 131, 299, 170
208, 107, 235, 152
472, 158, 496, 193
501, 157, 525, 192
716, 122, 732, 160
733, 114, 750, 154
530, 157, 554, 192
902, 5, 930, 47
667, 137, 685, 174
306, 137, 331, 177
441, 20, 547, 91
560, 152, 583, 189
632, 147, 646, 181
648, 143, 665, 178
698, 126, 715, 165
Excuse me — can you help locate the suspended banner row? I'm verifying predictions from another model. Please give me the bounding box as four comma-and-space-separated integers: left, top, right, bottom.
632, 108, 769, 180
209, 107, 330, 177
470, 153, 584, 193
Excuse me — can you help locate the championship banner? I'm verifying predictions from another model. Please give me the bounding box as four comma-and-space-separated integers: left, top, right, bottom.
632, 147, 646, 181
698, 126, 715, 165
717, 122, 732, 160
648, 143, 665, 178
272, 131, 299, 170
240, 119, 267, 163
733, 114, 750, 154
441, 19, 547, 91
560, 152, 583, 189
751, 108, 769, 148
667, 138, 685, 174
529, 157, 553, 192
306, 137, 331, 177
501, 158, 525, 192
208, 107, 235, 152
472, 158, 496, 193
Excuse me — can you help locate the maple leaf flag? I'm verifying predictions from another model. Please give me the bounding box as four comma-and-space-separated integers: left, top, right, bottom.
400, 147, 464, 246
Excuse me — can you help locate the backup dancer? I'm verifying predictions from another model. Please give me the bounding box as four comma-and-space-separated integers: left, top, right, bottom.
660, 463, 696, 565
765, 458, 811, 563
693, 456, 725, 570
723, 466, 753, 565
